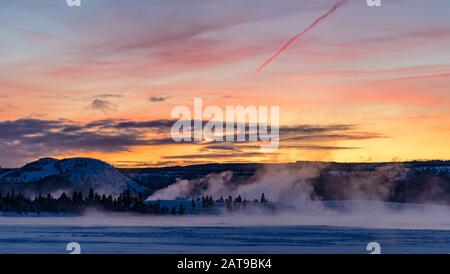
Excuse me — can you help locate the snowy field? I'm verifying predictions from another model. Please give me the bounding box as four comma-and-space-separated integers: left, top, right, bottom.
1, 200, 450, 254
0, 225, 449, 254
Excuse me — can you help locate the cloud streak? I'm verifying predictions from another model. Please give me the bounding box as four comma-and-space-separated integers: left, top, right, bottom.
149, 96, 170, 103
89, 99, 118, 113
257, 0, 349, 73
0, 118, 381, 167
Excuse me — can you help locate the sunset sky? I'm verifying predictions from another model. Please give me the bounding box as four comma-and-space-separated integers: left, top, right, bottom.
0, 0, 449, 168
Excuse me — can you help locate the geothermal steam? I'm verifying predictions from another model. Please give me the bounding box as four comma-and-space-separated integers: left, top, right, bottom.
147, 164, 323, 207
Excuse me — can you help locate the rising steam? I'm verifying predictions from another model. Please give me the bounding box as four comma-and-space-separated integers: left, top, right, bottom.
143, 163, 450, 230
147, 165, 324, 206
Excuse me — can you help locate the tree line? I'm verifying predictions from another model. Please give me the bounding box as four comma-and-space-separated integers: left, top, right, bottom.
191, 193, 271, 212
0, 189, 272, 215
0, 189, 186, 215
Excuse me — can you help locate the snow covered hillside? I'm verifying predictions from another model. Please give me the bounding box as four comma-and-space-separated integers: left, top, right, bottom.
0, 158, 146, 194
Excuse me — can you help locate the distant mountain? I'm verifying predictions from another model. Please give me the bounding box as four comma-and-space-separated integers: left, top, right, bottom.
123, 161, 450, 205
0, 158, 147, 195
121, 163, 260, 191
2, 158, 450, 204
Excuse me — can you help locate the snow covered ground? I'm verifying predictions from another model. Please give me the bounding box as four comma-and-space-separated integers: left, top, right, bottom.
0, 200, 449, 254
0, 225, 449, 254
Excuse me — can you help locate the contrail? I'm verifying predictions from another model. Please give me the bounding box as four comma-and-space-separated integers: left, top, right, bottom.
257, 0, 349, 73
